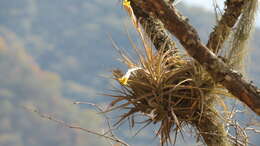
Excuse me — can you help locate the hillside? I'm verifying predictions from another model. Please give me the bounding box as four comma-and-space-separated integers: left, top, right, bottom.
0, 0, 259, 145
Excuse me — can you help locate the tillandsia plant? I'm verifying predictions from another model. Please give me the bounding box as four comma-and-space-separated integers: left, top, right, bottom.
106, 0, 258, 146
110, 43, 232, 145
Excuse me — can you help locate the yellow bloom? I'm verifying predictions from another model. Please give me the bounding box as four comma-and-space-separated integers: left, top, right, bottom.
118, 67, 142, 85
118, 77, 129, 85
123, 0, 131, 8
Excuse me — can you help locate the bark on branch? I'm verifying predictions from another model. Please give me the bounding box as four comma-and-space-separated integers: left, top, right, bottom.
131, 0, 260, 115
194, 109, 230, 146
130, 2, 177, 53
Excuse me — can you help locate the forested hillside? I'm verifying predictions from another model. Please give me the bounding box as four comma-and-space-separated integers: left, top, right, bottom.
0, 0, 259, 145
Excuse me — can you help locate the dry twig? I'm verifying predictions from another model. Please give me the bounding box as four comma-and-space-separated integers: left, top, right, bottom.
24, 106, 129, 146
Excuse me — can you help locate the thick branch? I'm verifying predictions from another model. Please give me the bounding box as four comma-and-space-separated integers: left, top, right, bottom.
130, 1, 177, 53
207, 0, 247, 53
195, 109, 230, 146
132, 0, 260, 115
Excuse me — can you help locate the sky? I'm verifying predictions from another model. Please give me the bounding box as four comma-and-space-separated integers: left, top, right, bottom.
182, 0, 260, 27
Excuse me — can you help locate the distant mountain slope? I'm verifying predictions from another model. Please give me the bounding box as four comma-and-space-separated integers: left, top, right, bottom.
0, 0, 259, 146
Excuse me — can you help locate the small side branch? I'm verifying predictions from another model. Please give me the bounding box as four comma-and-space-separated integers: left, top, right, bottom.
24, 106, 129, 146
207, 0, 247, 53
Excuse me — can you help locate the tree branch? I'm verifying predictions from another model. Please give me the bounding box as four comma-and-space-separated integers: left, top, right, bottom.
130, 1, 177, 53
207, 0, 247, 53
24, 106, 129, 146
194, 108, 231, 146
131, 0, 260, 115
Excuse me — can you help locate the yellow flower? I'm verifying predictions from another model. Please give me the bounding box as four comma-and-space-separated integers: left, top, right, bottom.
118, 77, 129, 85
118, 67, 142, 85
123, 0, 131, 7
